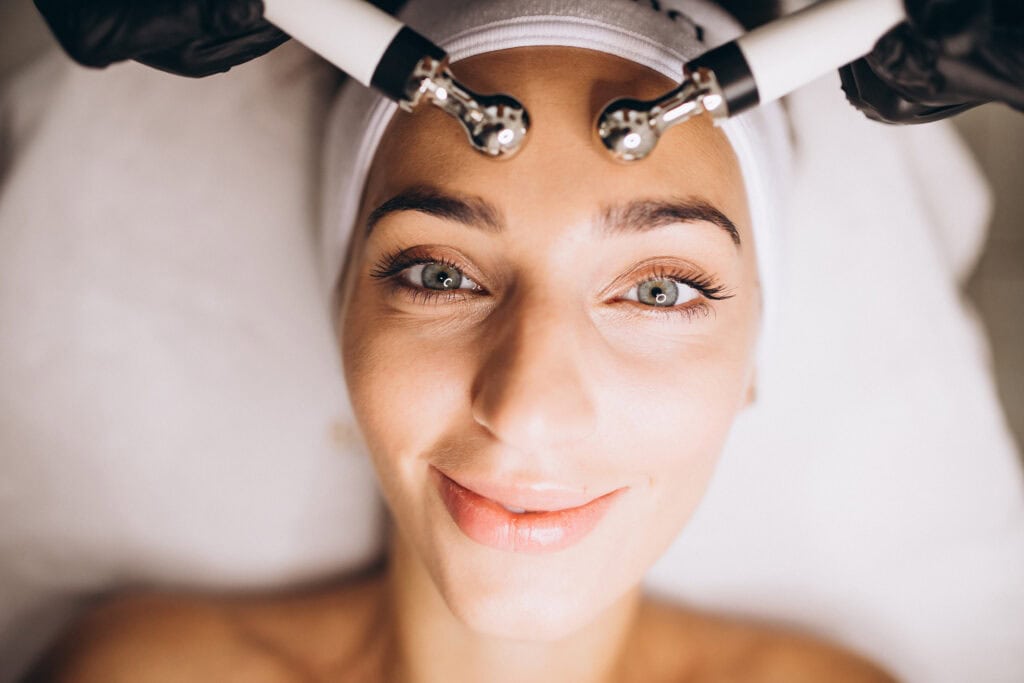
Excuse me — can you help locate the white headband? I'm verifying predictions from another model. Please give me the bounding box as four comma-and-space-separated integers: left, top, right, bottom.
321, 0, 793, 359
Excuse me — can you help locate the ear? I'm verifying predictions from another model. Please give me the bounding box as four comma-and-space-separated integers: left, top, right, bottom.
743, 371, 758, 408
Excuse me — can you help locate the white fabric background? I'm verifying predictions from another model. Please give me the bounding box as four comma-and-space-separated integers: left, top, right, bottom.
0, 35, 1022, 683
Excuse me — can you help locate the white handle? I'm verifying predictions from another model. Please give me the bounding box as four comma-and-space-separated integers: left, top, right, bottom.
263, 0, 404, 87
737, 0, 906, 104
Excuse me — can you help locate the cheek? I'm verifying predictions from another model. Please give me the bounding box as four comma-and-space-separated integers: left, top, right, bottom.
605, 366, 742, 560
340, 283, 476, 469
595, 312, 758, 519
618, 352, 744, 465
601, 304, 757, 434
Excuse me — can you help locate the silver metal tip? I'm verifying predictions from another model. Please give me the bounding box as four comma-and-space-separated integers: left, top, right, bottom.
596, 100, 659, 161
463, 92, 530, 158
404, 57, 529, 159
596, 70, 724, 162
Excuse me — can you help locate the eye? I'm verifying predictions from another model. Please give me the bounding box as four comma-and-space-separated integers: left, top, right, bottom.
623, 277, 700, 308
400, 261, 479, 291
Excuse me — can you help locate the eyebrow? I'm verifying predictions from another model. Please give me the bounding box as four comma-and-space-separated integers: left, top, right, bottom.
598, 198, 741, 246
365, 185, 740, 247
366, 185, 503, 236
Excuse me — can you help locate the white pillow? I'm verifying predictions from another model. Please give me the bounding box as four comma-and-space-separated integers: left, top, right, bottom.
0, 46, 384, 680
0, 44, 1020, 683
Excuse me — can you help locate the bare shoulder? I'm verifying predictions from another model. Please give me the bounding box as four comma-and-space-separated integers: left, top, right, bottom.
737, 625, 899, 682
634, 597, 898, 683
26, 592, 293, 683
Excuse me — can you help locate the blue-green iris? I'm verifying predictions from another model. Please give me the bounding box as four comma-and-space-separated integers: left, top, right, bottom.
421, 262, 463, 290
638, 279, 677, 306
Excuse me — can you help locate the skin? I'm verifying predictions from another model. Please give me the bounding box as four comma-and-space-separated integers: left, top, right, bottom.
339, 45, 758, 647
32, 48, 897, 683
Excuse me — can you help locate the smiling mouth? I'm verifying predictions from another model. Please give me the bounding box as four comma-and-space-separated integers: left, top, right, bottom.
432, 468, 624, 553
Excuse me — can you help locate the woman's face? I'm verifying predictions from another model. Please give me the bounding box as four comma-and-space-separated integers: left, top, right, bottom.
339, 47, 760, 639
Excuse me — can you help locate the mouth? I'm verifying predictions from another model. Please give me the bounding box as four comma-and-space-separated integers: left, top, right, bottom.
432, 467, 625, 554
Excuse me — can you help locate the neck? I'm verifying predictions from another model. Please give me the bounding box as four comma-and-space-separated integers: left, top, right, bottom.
380, 529, 643, 683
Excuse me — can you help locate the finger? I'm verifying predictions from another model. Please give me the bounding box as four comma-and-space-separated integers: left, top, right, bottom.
839, 58, 978, 123
135, 22, 290, 77
33, 0, 268, 68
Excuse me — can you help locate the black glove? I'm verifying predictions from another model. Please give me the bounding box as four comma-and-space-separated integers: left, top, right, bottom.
840, 0, 1024, 124
33, 0, 290, 78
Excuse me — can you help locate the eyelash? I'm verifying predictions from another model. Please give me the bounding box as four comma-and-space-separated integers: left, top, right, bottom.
368, 247, 734, 321
638, 268, 732, 320
369, 250, 474, 303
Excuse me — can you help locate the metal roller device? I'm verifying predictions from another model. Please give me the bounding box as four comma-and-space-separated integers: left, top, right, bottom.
598, 0, 908, 161
263, 0, 530, 158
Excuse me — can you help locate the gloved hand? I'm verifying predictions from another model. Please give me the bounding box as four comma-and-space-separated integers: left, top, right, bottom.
840, 0, 1024, 123
33, 0, 290, 78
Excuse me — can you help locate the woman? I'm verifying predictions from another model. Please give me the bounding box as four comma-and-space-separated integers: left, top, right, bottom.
31, 0, 896, 680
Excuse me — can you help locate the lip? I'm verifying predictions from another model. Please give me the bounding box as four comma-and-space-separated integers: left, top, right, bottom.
433, 467, 625, 553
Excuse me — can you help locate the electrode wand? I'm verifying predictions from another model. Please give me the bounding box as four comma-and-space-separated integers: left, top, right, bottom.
262, 0, 529, 158
598, 0, 907, 161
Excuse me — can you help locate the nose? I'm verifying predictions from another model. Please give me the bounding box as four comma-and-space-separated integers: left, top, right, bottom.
470, 293, 597, 451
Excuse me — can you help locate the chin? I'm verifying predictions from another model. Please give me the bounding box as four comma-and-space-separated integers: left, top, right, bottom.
436, 553, 620, 641
385, 457, 682, 643
416, 496, 645, 642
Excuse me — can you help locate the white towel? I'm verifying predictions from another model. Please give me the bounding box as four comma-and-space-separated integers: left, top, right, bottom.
322, 0, 793, 362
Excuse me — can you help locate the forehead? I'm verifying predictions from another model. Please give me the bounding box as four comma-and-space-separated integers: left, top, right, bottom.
361, 47, 750, 244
